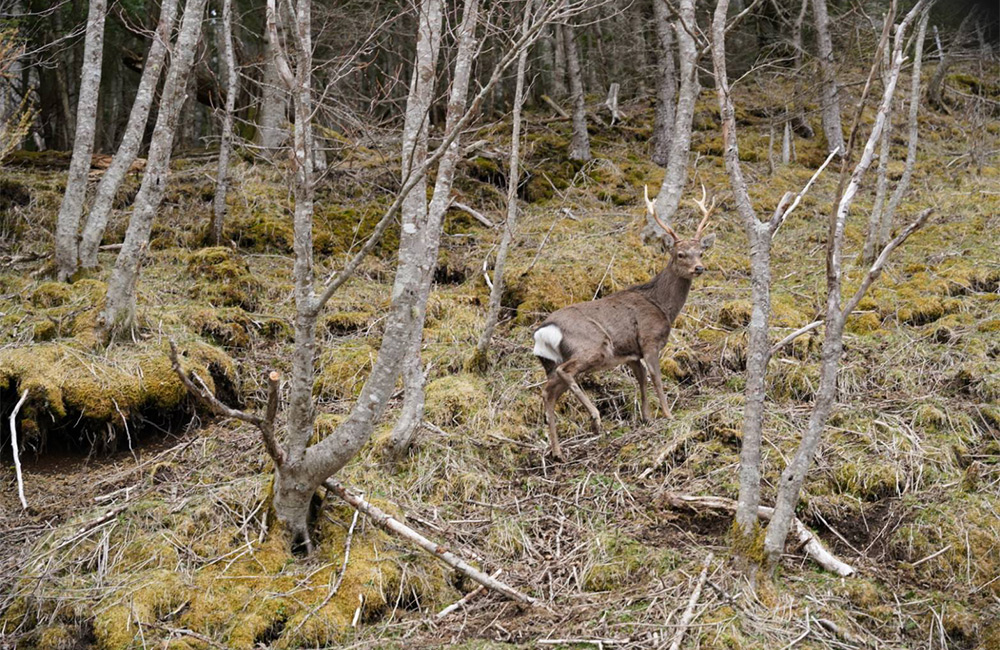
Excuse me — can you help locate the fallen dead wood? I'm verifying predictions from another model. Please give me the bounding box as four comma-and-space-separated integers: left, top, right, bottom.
9, 388, 30, 510
451, 200, 495, 228
660, 493, 856, 576
435, 568, 501, 619
323, 478, 539, 606
541, 94, 570, 119
668, 551, 714, 650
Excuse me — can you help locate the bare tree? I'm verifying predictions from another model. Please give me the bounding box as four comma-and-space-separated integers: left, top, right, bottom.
78, 0, 180, 269
473, 0, 533, 366
257, 24, 289, 150
762, 0, 935, 568
864, 7, 931, 264
553, 23, 567, 96
650, 0, 677, 167
54, 0, 107, 281
709, 0, 837, 568
811, 0, 844, 155
651, 0, 699, 232
211, 0, 238, 245
96, 0, 210, 340
562, 20, 590, 162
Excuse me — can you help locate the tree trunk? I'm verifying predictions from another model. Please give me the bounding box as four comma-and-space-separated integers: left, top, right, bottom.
652, 0, 698, 232
629, 0, 650, 97
651, 0, 677, 167
553, 24, 567, 97
96, 0, 209, 340
862, 42, 893, 265
257, 27, 289, 150
562, 23, 590, 162
54, 0, 107, 281
473, 0, 531, 368
78, 0, 179, 269
212, 0, 238, 245
880, 10, 930, 250
811, 0, 844, 155
926, 7, 978, 109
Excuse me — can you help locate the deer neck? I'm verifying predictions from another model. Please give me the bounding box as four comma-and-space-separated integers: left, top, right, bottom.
644, 264, 691, 322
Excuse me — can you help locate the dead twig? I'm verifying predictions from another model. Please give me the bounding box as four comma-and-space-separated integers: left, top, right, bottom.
452, 200, 496, 228
9, 388, 30, 510
435, 568, 501, 619
667, 551, 714, 650
323, 478, 539, 606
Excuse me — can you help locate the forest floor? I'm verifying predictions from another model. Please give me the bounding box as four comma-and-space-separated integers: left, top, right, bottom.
1, 60, 999, 649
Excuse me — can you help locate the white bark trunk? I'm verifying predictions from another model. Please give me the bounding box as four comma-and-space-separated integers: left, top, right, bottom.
212, 0, 238, 245
652, 0, 699, 232
54, 0, 107, 281
863, 42, 893, 265
811, 0, 844, 155
97, 0, 209, 339
79, 0, 179, 269
257, 27, 289, 150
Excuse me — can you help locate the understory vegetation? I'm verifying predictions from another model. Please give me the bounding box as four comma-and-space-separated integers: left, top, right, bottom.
2, 61, 999, 648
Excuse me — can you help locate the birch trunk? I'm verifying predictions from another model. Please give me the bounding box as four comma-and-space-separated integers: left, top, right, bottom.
629, 1, 649, 97
651, 0, 677, 168
553, 24, 567, 97
652, 0, 698, 232
862, 42, 893, 265
212, 0, 237, 245
880, 10, 930, 250
96, 0, 209, 340
54, 0, 107, 281
763, 0, 932, 567
811, 0, 843, 155
562, 23, 590, 162
78, 0, 179, 269
473, 0, 531, 366
257, 28, 289, 150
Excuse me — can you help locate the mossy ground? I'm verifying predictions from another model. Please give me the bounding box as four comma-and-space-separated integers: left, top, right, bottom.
2, 60, 999, 648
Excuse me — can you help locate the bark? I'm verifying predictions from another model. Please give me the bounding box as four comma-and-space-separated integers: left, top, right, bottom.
629, 0, 649, 97
927, 8, 978, 109
651, 0, 677, 168
880, 10, 929, 250
382, 0, 445, 462
652, 0, 699, 232
97, 0, 209, 340
473, 0, 531, 365
212, 0, 238, 245
257, 26, 289, 150
54, 0, 107, 281
79, 0, 180, 269
553, 24, 567, 97
763, 0, 932, 568
862, 42, 893, 265
562, 23, 590, 162
811, 0, 843, 155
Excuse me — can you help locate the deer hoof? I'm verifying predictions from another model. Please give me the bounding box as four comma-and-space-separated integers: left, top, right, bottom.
550, 447, 567, 462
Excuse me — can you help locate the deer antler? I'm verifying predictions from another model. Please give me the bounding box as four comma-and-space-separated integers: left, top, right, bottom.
644, 185, 679, 242
692, 184, 716, 237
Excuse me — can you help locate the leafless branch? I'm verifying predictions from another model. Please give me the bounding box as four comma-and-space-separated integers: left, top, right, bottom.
9, 388, 30, 510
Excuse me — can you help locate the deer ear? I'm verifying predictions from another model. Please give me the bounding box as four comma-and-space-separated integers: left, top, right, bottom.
700, 233, 716, 250
661, 235, 676, 252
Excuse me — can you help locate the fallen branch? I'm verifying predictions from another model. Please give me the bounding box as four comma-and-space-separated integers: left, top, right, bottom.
541, 94, 570, 119
9, 388, 30, 509
769, 320, 823, 359
323, 478, 539, 606
668, 552, 714, 650
452, 200, 495, 228
435, 568, 501, 619
661, 493, 855, 576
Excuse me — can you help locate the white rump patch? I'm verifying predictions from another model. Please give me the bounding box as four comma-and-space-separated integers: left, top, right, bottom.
533, 325, 564, 363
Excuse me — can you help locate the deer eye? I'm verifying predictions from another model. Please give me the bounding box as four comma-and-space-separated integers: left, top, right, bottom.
678, 252, 687, 259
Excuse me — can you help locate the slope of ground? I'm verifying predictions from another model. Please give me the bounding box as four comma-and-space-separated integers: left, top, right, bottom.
1, 61, 999, 649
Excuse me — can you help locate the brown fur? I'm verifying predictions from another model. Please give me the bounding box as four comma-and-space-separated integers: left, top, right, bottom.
534, 233, 714, 460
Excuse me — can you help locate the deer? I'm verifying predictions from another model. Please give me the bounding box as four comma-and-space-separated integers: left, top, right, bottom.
532, 186, 716, 460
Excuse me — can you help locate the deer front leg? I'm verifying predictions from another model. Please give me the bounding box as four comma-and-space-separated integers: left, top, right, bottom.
555, 365, 602, 436
628, 360, 650, 423
644, 352, 673, 419
542, 377, 568, 461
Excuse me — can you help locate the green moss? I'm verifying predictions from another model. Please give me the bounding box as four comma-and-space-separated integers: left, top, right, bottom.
314, 342, 376, 400
186, 247, 262, 311
31, 282, 72, 307
424, 374, 486, 426
834, 459, 898, 501
322, 309, 376, 335
95, 570, 187, 650
770, 361, 818, 401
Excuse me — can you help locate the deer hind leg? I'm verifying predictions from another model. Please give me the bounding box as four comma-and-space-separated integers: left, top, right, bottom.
555, 362, 602, 436
628, 360, 650, 423
644, 352, 673, 419
542, 375, 568, 461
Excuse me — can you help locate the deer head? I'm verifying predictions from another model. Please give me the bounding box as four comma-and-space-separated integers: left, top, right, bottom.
644, 184, 717, 280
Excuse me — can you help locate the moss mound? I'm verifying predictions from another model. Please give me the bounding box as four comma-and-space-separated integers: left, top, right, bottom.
424, 373, 487, 427
0, 339, 235, 452
186, 247, 263, 311
314, 342, 377, 400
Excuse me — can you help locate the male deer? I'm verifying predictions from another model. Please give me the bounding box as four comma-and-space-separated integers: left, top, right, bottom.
532, 186, 716, 460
